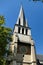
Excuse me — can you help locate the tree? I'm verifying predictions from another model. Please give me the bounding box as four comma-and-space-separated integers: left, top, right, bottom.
0, 16, 12, 65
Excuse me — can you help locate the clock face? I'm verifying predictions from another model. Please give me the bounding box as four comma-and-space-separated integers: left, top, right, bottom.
19, 46, 27, 54
17, 42, 31, 55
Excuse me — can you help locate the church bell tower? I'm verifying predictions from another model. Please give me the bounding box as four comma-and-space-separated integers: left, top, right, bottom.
9, 5, 37, 65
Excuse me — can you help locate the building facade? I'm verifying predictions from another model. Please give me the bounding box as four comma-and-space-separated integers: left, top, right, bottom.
7, 6, 37, 65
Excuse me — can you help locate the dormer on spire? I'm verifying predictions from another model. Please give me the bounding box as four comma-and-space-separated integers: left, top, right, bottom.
26, 19, 28, 27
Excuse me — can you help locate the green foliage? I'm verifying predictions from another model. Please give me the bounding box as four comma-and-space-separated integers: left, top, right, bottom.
0, 16, 5, 25
0, 16, 12, 65
0, 57, 6, 65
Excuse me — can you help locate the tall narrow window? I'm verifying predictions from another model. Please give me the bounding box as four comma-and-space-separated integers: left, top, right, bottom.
18, 27, 20, 33
22, 28, 24, 34
19, 18, 20, 25
26, 29, 28, 35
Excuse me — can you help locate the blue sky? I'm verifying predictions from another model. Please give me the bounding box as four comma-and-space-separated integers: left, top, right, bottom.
0, 0, 43, 54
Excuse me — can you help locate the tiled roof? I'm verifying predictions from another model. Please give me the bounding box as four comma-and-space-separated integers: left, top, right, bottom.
37, 54, 43, 62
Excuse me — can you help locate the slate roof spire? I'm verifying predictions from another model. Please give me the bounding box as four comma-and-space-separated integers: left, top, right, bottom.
16, 5, 28, 27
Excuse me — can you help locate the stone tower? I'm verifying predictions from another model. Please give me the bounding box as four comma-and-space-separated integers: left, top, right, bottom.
9, 6, 37, 65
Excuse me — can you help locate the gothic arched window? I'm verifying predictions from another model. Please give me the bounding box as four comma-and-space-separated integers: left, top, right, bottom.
26, 29, 28, 35
18, 27, 20, 33
22, 28, 24, 34
19, 18, 20, 25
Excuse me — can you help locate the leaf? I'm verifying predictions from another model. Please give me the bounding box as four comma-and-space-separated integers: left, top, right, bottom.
0, 15, 12, 65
